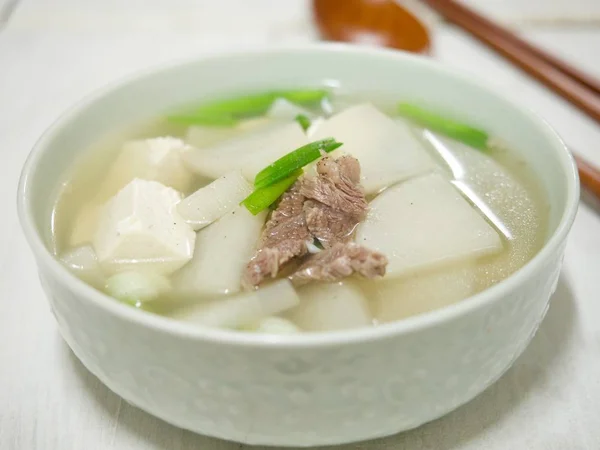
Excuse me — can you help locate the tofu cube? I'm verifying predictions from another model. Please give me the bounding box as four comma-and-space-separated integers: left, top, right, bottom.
98, 137, 195, 199
356, 173, 503, 278
312, 103, 436, 194
93, 179, 196, 275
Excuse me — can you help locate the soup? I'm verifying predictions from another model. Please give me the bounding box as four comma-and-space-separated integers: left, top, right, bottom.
52, 88, 548, 333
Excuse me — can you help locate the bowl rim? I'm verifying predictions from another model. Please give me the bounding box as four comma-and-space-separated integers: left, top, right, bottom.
17, 43, 580, 348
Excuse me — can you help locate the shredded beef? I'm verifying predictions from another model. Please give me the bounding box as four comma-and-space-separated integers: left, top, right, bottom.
300, 156, 368, 247
243, 183, 310, 288
244, 155, 380, 288
289, 242, 387, 286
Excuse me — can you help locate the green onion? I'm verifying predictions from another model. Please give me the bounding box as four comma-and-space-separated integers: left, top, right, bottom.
166, 89, 329, 127
242, 169, 303, 215
166, 113, 238, 127
295, 114, 311, 131
254, 138, 343, 189
194, 92, 278, 118
397, 103, 489, 150
279, 89, 329, 105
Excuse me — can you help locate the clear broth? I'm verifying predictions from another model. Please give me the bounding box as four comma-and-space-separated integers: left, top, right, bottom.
51, 92, 549, 327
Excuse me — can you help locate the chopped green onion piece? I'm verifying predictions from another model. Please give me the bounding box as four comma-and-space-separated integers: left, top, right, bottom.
254, 138, 343, 189
195, 92, 278, 118
279, 89, 329, 105
295, 114, 311, 131
166, 89, 330, 126
397, 103, 489, 150
166, 113, 238, 127
242, 169, 303, 215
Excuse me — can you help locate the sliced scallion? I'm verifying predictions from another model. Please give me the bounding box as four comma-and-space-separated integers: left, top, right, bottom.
167, 89, 330, 126
166, 113, 238, 127
279, 89, 329, 105
397, 103, 489, 150
195, 92, 278, 118
253, 138, 342, 189
242, 169, 303, 215
295, 114, 311, 131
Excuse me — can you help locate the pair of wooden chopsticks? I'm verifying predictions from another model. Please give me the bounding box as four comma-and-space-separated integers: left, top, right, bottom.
423, 0, 600, 200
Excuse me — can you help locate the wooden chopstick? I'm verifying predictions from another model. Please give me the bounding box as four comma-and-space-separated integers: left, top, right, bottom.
574, 154, 600, 201
422, 0, 600, 126
423, 0, 600, 96
422, 0, 600, 199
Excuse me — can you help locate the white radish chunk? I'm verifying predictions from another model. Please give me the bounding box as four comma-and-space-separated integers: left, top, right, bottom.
267, 98, 310, 120
60, 245, 106, 289
243, 316, 301, 334
305, 117, 324, 137
176, 170, 252, 231
356, 173, 503, 278
185, 126, 236, 149
93, 179, 196, 275
69, 203, 102, 247
287, 281, 372, 331
185, 117, 272, 148
170, 279, 299, 329
362, 263, 477, 323
183, 122, 309, 180
420, 130, 539, 241
420, 132, 546, 282
105, 271, 171, 305
173, 205, 266, 296
312, 103, 435, 194
254, 317, 300, 334
98, 137, 195, 199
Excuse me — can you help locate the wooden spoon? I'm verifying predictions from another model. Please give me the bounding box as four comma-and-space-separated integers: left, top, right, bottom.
312, 0, 600, 199
313, 0, 430, 54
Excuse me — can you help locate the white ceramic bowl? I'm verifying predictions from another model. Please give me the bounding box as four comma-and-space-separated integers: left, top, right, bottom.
17, 45, 579, 447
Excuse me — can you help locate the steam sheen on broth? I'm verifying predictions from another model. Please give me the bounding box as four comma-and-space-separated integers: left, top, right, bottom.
51, 89, 548, 334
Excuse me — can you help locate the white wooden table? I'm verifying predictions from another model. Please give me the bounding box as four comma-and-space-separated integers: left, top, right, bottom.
2, 1, 600, 449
